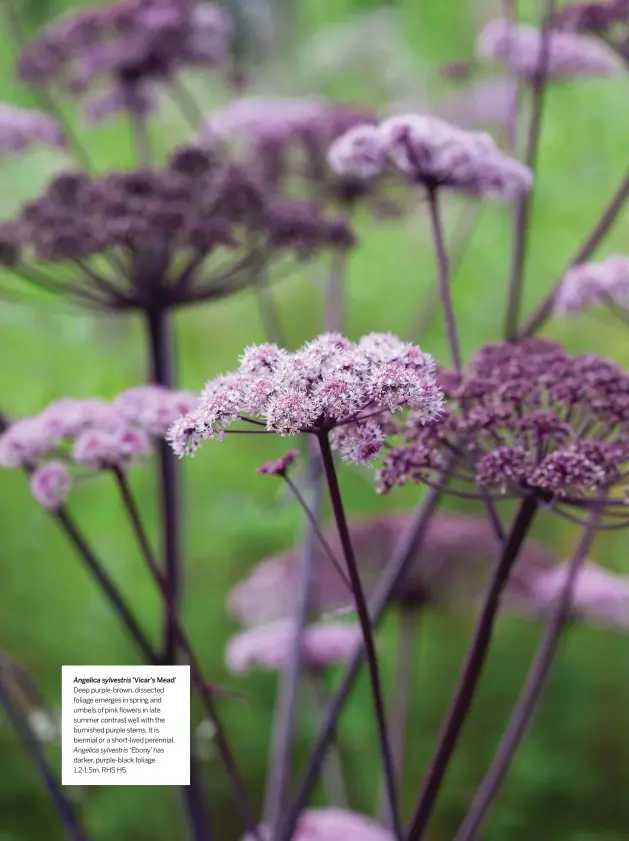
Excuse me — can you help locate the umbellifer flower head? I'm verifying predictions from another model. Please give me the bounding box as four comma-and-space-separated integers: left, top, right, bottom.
0, 104, 66, 153
328, 113, 532, 199
377, 339, 629, 523
17, 0, 233, 123
555, 254, 629, 316
476, 17, 624, 79
0, 386, 196, 507
167, 332, 442, 463
225, 619, 361, 673
0, 145, 354, 310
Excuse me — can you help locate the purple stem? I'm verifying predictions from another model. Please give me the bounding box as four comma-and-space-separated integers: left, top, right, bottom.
53, 508, 157, 663
113, 468, 260, 840
263, 449, 323, 834
276, 480, 446, 841
306, 671, 350, 808
504, 0, 556, 340
452, 513, 599, 841
405, 496, 539, 841
317, 431, 403, 841
520, 163, 629, 337
0, 677, 91, 841
145, 307, 181, 666
427, 189, 462, 370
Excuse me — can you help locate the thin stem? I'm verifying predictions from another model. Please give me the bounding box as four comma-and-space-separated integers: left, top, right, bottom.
283, 474, 351, 591
112, 468, 260, 840
53, 507, 157, 663
406, 496, 539, 841
306, 671, 350, 808
254, 266, 286, 347
504, 0, 555, 340
452, 512, 599, 841
325, 250, 348, 334
520, 163, 629, 337
145, 307, 181, 664
0, 677, 91, 841
377, 605, 421, 825
170, 75, 206, 130
263, 449, 324, 833
317, 432, 403, 841
427, 189, 462, 370
130, 112, 152, 166
276, 480, 447, 841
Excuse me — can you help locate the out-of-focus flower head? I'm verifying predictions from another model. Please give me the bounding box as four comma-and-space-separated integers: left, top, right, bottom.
328, 114, 532, 200
241, 810, 393, 841
17, 0, 233, 123
378, 339, 629, 523
551, 0, 629, 67
0, 145, 354, 310
203, 96, 407, 215
166, 332, 442, 463
504, 556, 629, 632
0, 387, 197, 508
227, 512, 557, 624
0, 104, 66, 153
555, 255, 629, 316
225, 619, 361, 673
476, 17, 624, 79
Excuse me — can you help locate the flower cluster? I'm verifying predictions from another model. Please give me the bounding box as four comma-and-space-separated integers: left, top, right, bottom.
167, 333, 442, 463
0, 105, 66, 154
227, 512, 557, 624
378, 339, 629, 518
243, 809, 394, 841
327, 114, 532, 200
204, 96, 405, 213
552, 0, 629, 36
476, 17, 624, 79
555, 254, 629, 315
0, 386, 197, 509
225, 619, 361, 673
17, 0, 232, 123
0, 145, 354, 310
256, 449, 299, 477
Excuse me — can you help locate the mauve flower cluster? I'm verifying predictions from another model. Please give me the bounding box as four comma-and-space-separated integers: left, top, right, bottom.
0, 145, 353, 308
167, 332, 442, 463
555, 254, 629, 315
327, 114, 532, 200
377, 339, 629, 514
0, 105, 66, 154
204, 96, 403, 212
17, 0, 232, 123
476, 17, 624, 79
230, 512, 629, 633
0, 386, 197, 509
225, 619, 361, 673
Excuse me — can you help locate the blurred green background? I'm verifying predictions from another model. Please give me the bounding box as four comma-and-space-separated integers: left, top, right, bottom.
2, 1, 629, 839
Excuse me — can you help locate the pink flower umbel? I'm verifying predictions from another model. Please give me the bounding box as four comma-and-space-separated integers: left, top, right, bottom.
225, 620, 362, 673
328, 113, 532, 199
476, 18, 624, 79
167, 332, 442, 464
555, 255, 629, 315
0, 386, 196, 507
295, 808, 394, 841
0, 104, 66, 153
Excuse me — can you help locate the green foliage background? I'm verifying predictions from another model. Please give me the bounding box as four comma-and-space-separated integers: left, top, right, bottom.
2, 1, 629, 839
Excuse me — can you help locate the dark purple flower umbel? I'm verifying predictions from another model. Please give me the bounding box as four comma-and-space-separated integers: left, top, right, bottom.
17, 0, 232, 123
167, 332, 442, 462
0, 145, 354, 311
377, 339, 629, 522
